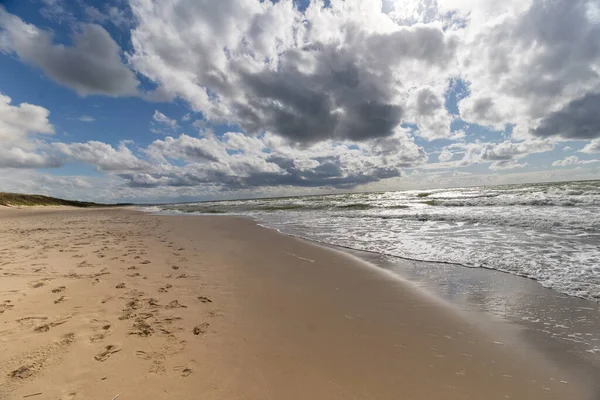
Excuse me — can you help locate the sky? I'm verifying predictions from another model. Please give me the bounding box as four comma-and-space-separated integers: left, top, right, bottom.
0, 0, 599, 203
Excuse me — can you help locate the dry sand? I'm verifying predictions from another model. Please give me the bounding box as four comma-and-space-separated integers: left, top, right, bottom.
0, 208, 590, 399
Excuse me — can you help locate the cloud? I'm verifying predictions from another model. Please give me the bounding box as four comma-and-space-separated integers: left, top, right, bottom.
0, 9, 139, 96
438, 147, 454, 162
460, 140, 554, 167
85, 5, 133, 28
0, 93, 62, 168
532, 93, 600, 139
456, 0, 600, 136
424, 139, 554, 171
552, 155, 600, 167
54, 128, 426, 191
0, 147, 63, 168
580, 139, 600, 154
54, 141, 148, 172
489, 159, 528, 170
0, 93, 54, 144
127, 0, 458, 144
146, 134, 224, 163
78, 115, 95, 123
39, 0, 75, 24
152, 110, 177, 128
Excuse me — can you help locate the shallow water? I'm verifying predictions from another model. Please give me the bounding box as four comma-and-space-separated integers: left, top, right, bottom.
150, 180, 600, 302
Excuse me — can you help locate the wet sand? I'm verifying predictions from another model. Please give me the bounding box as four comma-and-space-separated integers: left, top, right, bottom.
0, 208, 591, 399
350, 249, 600, 396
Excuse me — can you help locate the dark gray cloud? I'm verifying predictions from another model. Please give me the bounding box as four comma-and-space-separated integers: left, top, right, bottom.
0, 10, 139, 96
119, 157, 399, 191
416, 87, 442, 116
233, 25, 453, 144
532, 93, 600, 139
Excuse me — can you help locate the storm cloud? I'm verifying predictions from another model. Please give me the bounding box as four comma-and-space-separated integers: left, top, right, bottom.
532, 93, 600, 139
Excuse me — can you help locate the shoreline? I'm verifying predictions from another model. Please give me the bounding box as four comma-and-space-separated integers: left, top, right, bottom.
0, 208, 594, 399
253, 217, 600, 393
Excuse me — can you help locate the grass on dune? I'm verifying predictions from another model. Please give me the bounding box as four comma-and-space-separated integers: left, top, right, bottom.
0, 192, 127, 208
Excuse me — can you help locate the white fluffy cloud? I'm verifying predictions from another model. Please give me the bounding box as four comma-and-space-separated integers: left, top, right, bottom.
54, 141, 148, 172
580, 139, 600, 154
552, 156, 600, 167
0, 8, 139, 96
425, 139, 554, 171
0, 93, 61, 168
152, 110, 177, 128
456, 0, 600, 137
438, 147, 454, 162
0, 93, 54, 144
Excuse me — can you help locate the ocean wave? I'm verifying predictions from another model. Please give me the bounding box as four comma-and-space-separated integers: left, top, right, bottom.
155, 180, 600, 301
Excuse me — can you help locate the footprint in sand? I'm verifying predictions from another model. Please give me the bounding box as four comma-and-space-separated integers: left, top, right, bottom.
197, 296, 212, 303
165, 300, 186, 309
147, 298, 160, 307
54, 296, 66, 304
10, 365, 34, 379
130, 319, 154, 337
94, 345, 122, 362
181, 368, 192, 377
136, 350, 167, 374
34, 317, 70, 333
89, 320, 112, 342
0, 302, 14, 314
76, 261, 94, 268
158, 284, 172, 293
29, 280, 48, 289
52, 286, 66, 293
115, 283, 126, 289
193, 323, 209, 336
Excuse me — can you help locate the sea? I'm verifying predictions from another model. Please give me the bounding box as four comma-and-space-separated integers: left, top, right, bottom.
147, 180, 600, 302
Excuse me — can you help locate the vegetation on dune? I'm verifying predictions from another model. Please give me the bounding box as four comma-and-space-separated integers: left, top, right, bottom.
0, 192, 128, 208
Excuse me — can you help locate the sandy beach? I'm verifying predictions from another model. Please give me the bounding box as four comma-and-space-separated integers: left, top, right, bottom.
0, 208, 591, 399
